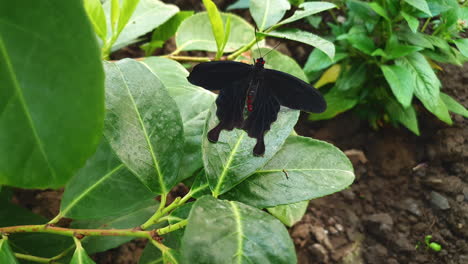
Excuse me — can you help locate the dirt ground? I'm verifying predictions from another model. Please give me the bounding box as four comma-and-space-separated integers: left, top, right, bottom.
9, 0, 468, 263
292, 63, 468, 264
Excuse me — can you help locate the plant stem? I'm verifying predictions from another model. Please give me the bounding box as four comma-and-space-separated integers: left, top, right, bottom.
47, 213, 63, 225
14, 253, 61, 264
157, 220, 188, 235
226, 37, 258, 60
161, 55, 211, 62
140, 193, 168, 230
0, 224, 153, 239
421, 18, 431, 33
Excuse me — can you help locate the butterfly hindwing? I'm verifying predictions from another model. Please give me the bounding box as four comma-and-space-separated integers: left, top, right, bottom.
242, 82, 281, 156
188, 61, 252, 90
264, 69, 326, 113
208, 78, 249, 142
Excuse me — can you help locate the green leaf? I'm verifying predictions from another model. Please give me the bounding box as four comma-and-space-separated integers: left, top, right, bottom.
104, 0, 179, 51
304, 49, 347, 73
60, 139, 155, 219
0, 0, 104, 188
260, 28, 335, 59
369, 2, 390, 21
204, 105, 299, 197
0, 238, 19, 264
404, 0, 432, 16
347, 0, 379, 24
203, 0, 225, 57
277, 1, 336, 26
267, 200, 309, 227
220, 16, 232, 56
380, 65, 414, 107
401, 11, 419, 32
71, 201, 159, 254
223, 136, 354, 208
227, 0, 250, 10
340, 27, 375, 55
396, 52, 452, 124
306, 16, 323, 29
385, 44, 422, 60
103, 59, 184, 194
142, 11, 193, 56
176, 12, 253, 52
309, 87, 358, 120
84, 0, 107, 42
336, 63, 367, 91
454, 39, 468, 57
117, 0, 140, 35
140, 57, 216, 182
181, 196, 296, 263
440, 93, 468, 118
110, 0, 120, 33
397, 31, 433, 49
385, 99, 420, 135
250, 0, 291, 31
70, 243, 96, 264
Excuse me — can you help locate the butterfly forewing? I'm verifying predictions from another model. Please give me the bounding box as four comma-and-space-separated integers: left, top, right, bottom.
265, 69, 326, 113
188, 61, 251, 90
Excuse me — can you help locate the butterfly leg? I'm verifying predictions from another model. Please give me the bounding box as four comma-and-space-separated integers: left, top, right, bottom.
253, 136, 265, 156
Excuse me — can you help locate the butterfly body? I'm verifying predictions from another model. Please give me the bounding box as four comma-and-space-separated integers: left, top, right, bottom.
188, 57, 326, 156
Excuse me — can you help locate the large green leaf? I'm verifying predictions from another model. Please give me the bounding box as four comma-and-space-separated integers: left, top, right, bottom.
176, 12, 252, 52
404, 0, 432, 16
260, 28, 335, 59
84, 0, 107, 42
267, 200, 309, 227
181, 196, 296, 263
103, 59, 184, 194
104, 0, 179, 51
440, 93, 468, 118
70, 243, 96, 264
204, 48, 303, 197
0, 0, 104, 188
250, 0, 290, 31
380, 64, 414, 107
396, 52, 452, 124
0, 238, 19, 264
276, 1, 336, 26
71, 201, 159, 254
203, 105, 298, 197
140, 57, 216, 182
222, 136, 354, 208
116, 0, 141, 36
60, 139, 155, 219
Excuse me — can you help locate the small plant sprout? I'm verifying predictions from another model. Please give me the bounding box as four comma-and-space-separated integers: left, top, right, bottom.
425, 235, 442, 252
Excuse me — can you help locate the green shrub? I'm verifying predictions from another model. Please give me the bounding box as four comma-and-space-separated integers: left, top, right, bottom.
305, 0, 468, 134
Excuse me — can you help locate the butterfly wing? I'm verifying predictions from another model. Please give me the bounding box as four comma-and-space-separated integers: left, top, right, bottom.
242, 83, 281, 156
187, 61, 252, 90
187, 61, 252, 142
264, 69, 326, 113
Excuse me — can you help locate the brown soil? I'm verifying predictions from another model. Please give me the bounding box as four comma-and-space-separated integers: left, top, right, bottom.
292, 63, 468, 264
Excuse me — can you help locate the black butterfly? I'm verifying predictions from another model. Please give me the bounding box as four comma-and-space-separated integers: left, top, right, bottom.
187, 57, 326, 156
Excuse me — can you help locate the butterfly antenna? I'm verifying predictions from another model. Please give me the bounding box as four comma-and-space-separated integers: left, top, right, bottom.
254, 26, 262, 58
263, 42, 281, 58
